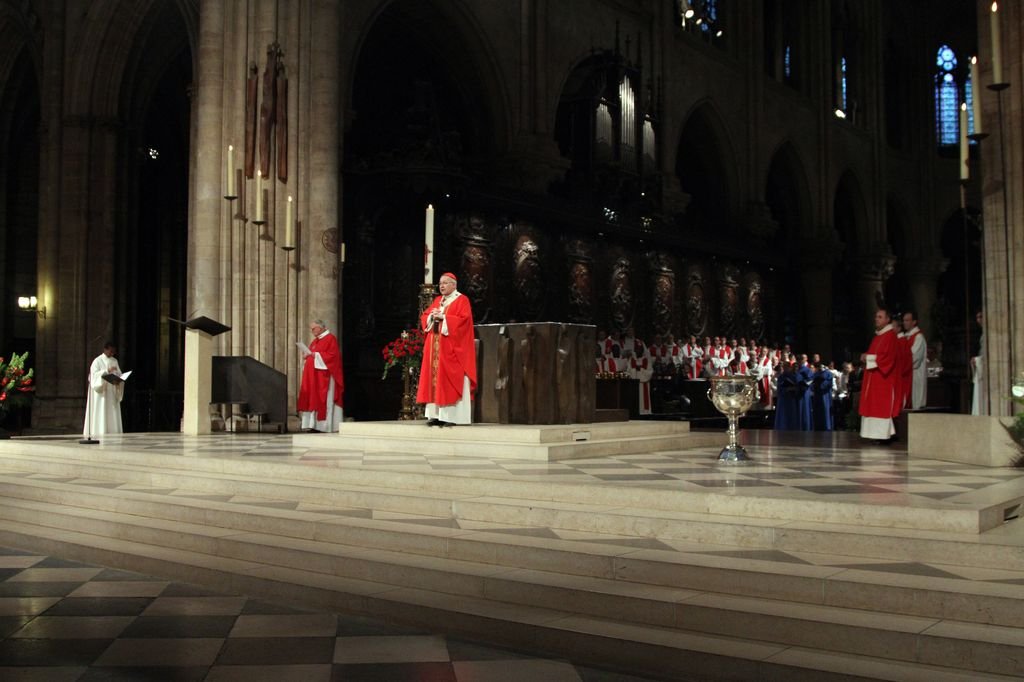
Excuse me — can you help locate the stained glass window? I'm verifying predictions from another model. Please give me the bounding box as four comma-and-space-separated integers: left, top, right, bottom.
965, 68, 976, 139
840, 57, 847, 111
934, 45, 960, 145
784, 45, 792, 79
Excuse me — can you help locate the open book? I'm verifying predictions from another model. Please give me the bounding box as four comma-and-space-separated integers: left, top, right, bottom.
102, 370, 132, 385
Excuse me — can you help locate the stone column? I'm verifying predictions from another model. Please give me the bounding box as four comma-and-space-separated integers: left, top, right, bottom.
305, 0, 341, 332
187, 1, 225, 324
904, 256, 948, 340
852, 245, 896, 321
798, 231, 842, 359
977, 0, 1023, 415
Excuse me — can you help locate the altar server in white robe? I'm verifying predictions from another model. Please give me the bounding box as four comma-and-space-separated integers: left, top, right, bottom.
900, 310, 928, 410
83, 342, 124, 436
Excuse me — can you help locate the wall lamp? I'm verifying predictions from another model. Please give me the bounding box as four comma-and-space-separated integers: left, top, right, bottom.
17, 295, 46, 319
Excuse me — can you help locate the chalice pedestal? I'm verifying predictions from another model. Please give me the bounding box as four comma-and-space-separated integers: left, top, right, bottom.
707, 375, 759, 463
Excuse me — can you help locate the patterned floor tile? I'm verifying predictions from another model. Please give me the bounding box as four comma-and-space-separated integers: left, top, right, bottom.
216, 636, 336, 665
333, 635, 450, 665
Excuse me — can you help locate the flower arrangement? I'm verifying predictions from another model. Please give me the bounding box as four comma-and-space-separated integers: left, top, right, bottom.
0, 352, 35, 418
381, 328, 426, 380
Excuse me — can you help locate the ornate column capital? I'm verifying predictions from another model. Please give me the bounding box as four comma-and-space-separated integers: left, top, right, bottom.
852, 243, 897, 282
796, 228, 844, 269
903, 254, 950, 279
742, 201, 779, 240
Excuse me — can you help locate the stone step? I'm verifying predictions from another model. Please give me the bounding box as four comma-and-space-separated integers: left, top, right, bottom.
4, 452, 1024, 574
299, 425, 721, 461
0, 503, 1020, 679
0, 443, 1014, 534
2, 481, 1024, 634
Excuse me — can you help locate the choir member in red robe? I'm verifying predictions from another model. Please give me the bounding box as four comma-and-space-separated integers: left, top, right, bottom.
859, 308, 903, 441
297, 319, 344, 432
417, 273, 477, 426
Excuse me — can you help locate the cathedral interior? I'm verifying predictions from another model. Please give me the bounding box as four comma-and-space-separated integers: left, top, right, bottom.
0, 0, 1005, 429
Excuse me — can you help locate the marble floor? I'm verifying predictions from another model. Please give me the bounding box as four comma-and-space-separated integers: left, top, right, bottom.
0, 545, 655, 681
37, 428, 1024, 507
8, 429, 1024, 583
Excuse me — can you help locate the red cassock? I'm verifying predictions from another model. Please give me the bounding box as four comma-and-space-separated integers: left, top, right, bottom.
859, 326, 902, 421
416, 293, 477, 406
296, 332, 344, 419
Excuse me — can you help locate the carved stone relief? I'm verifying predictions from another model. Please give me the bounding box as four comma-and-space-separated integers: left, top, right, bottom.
743, 271, 765, 342
684, 262, 707, 337
513, 230, 544, 320
564, 238, 594, 323
647, 252, 675, 336
457, 215, 492, 322
609, 254, 635, 332
717, 263, 740, 337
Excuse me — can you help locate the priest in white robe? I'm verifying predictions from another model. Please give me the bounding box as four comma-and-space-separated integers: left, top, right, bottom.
900, 310, 928, 410
83, 342, 124, 437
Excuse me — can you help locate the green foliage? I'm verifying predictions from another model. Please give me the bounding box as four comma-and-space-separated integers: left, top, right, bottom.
0, 351, 36, 416
1008, 395, 1024, 465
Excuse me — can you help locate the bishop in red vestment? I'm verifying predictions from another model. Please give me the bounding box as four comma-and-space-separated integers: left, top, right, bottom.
417, 273, 477, 426
297, 319, 344, 432
859, 308, 902, 440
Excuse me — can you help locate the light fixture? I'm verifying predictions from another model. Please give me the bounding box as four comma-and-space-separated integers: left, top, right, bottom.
834, 108, 847, 119
17, 295, 45, 318
684, 9, 695, 18
715, 30, 723, 38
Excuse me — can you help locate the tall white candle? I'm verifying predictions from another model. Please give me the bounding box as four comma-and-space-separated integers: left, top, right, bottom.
226, 145, 235, 196
341, 243, 346, 263
254, 170, 263, 222
285, 195, 294, 247
424, 204, 435, 284
970, 56, 983, 136
959, 103, 969, 181
991, 2, 1003, 85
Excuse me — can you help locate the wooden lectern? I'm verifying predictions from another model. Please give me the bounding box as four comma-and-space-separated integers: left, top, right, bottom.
177, 316, 231, 435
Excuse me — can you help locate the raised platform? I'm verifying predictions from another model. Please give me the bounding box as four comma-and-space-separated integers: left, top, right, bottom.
1, 431, 1024, 679
909, 412, 1020, 467
293, 419, 722, 461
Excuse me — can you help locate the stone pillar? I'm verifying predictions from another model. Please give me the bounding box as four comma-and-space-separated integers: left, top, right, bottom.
798, 231, 842, 359
977, 0, 1023, 415
305, 0, 342, 333
187, 1, 225, 324
852, 245, 897, 321
904, 256, 948, 340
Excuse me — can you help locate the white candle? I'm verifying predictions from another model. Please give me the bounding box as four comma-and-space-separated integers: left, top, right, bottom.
959, 103, 969, 181
424, 204, 435, 284
285, 196, 294, 247
254, 170, 263, 222
226, 145, 235, 196
970, 56, 983, 136
991, 2, 1003, 85
341, 243, 346, 263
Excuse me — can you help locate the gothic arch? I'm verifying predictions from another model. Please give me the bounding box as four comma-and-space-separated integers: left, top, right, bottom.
65, 0, 162, 118
0, 2, 40, 88
764, 140, 812, 242
884, 195, 912, 311
832, 169, 868, 255
346, 0, 511, 155
674, 99, 739, 228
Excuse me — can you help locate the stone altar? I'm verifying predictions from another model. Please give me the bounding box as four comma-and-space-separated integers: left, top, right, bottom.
475, 323, 596, 424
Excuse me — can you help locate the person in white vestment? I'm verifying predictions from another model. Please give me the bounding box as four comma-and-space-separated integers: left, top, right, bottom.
971, 311, 987, 415
900, 310, 928, 410
83, 342, 123, 436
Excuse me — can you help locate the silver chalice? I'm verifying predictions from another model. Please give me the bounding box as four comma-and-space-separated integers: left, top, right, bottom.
707, 375, 759, 463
